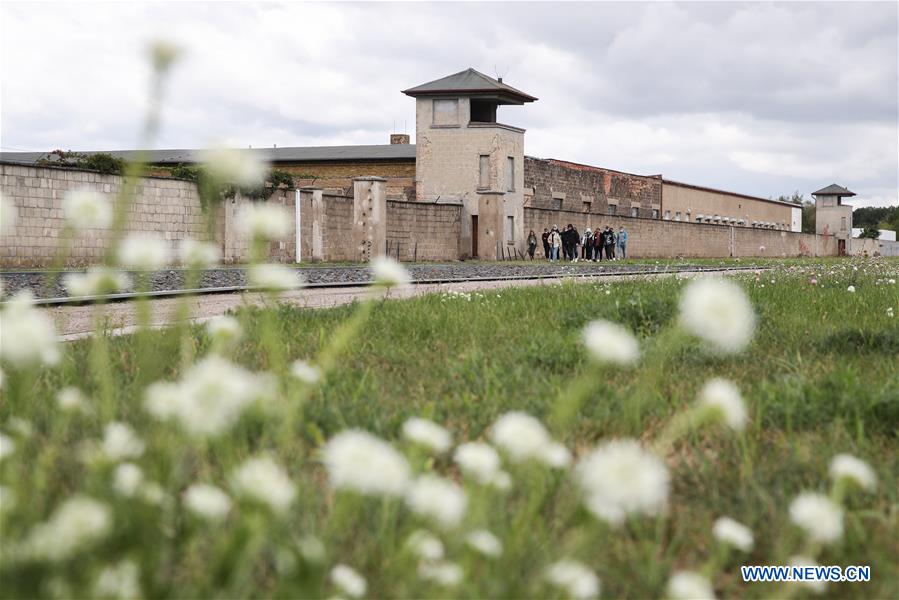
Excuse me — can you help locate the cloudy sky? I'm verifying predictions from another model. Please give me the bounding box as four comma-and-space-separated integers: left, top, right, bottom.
1, 1, 896, 207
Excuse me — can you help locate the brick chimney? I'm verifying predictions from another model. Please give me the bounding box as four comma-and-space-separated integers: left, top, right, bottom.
390, 134, 410, 145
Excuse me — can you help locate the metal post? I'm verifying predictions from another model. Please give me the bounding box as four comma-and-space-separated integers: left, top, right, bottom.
294, 189, 302, 263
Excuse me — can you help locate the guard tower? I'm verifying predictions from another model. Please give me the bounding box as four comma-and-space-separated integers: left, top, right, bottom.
812, 183, 855, 255
403, 68, 537, 259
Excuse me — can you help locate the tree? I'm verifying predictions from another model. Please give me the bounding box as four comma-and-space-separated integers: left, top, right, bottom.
859, 226, 881, 240
801, 201, 816, 234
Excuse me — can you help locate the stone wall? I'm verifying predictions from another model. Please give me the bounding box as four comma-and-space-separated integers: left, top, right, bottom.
661, 181, 795, 231
524, 207, 834, 259
386, 201, 463, 261
524, 157, 662, 218
279, 161, 415, 201
1, 162, 208, 267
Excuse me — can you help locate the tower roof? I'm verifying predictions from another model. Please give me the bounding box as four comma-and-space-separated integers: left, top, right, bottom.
812, 183, 855, 197
402, 68, 537, 104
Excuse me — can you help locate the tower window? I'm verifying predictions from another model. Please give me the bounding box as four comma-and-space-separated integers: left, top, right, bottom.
433, 99, 459, 126
470, 100, 497, 123
506, 157, 515, 192
506, 216, 515, 242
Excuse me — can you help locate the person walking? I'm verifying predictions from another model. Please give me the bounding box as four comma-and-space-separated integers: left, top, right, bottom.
603, 226, 615, 260
527, 230, 538, 260
548, 225, 562, 261
541, 228, 550, 260
593, 228, 603, 261
582, 228, 593, 261
617, 226, 628, 259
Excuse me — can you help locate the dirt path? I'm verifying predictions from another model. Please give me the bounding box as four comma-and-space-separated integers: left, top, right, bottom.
48, 270, 735, 340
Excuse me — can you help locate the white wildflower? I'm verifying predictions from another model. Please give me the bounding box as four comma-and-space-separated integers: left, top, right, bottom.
322, 430, 410, 497
668, 570, 716, 600
206, 315, 242, 347
453, 442, 501, 485
239, 203, 290, 240
490, 411, 553, 463
712, 517, 754, 552
144, 357, 267, 436
402, 417, 452, 454
582, 319, 640, 365
111, 463, 144, 497
541, 442, 572, 468
179, 239, 220, 267
248, 264, 302, 291
371, 256, 411, 288
829, 454, 877, 492
466, 529, 502, 557
418, 561, 463, 586
184, 483, 232, 522
148, 38, 182, 71
0, 291, 60, 367
25, 496, 111, 561
405, 475, 467, 529
789, 492, 843, 544
407, 529, 444, 561
0, 433, 14, 461
117, 235, 170, 271
697, 378, 747, 431
101, 422, 145, 461
491, 470, 512, 490
64, 267, 130, 297
789, 555, 827, 594
679, 278, 756, 354
847, 285, 855, 293
330, 564, 367, 598
577, 439, 669, 526
202, 147, 268, 187
95, 559, 140, 599
290, 359, 321, 384
63, 190, 112, 230
545, 559, 600, 600
231, 456, 295, 514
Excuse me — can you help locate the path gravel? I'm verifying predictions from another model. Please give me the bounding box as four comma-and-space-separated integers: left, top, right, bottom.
1, 261, 757, 300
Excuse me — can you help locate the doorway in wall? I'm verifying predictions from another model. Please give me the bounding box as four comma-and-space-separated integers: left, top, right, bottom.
838, 239, 846, 256
471, 216, 479, 257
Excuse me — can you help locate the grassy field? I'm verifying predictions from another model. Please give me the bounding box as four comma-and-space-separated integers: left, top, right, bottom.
1, 257, 897, 599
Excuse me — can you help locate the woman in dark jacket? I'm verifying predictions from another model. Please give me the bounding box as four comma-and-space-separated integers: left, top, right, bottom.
527, 230, 538, 259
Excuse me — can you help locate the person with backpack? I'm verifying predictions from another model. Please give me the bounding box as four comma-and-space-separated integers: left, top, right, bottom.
541, 228, 550, 260
617, 226, 629, 259
527, 230, 538, 260
603, 226, 615, 260
582, 228, 593, 261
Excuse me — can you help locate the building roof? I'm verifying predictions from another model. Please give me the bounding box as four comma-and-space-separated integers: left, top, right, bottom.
812, 183, 855, 197
0, 144, 417, 166
662, 179, 799, 208
402, 68, 537, 104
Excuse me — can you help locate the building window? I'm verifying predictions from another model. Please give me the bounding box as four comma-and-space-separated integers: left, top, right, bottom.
583, 202, 591, 212
630, 207, 638, 218
664, 210, 671, 220
675, 211, 682, 221
841, 217, 847, 230
432, 99, 458, 126
506, 216, 515, 242
506, 157, 515, 192
651, 209, 659, 219
609, 204, 617, 215
478, 155, 490, 189
551, 197, 563, 210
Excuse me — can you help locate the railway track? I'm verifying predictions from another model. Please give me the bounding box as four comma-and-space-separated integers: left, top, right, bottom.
12, 264, 765, 307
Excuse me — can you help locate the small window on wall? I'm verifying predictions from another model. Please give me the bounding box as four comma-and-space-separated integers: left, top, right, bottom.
506, 157, 515, 192
433, 99, 459, 126
506, 216, 515, 242
664, 210, 671, 220
478, 155, 490, 189
675, 211, 682, 221
630, 207, 638, 218
551, 197, 563, 210
651, 209, 659, 219
609, 204, 617, 215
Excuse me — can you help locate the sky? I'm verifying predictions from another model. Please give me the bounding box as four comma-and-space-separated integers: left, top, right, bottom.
1, 1, 897, 208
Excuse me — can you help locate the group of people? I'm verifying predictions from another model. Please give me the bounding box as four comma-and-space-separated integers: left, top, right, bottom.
527, 224, 629, 261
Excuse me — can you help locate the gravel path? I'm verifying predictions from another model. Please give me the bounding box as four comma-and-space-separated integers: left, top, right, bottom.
49, 269, 732, 341
1, 261, 756, 300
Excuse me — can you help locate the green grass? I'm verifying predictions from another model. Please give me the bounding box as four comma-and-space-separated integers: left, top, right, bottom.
1, 258, 897, 598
